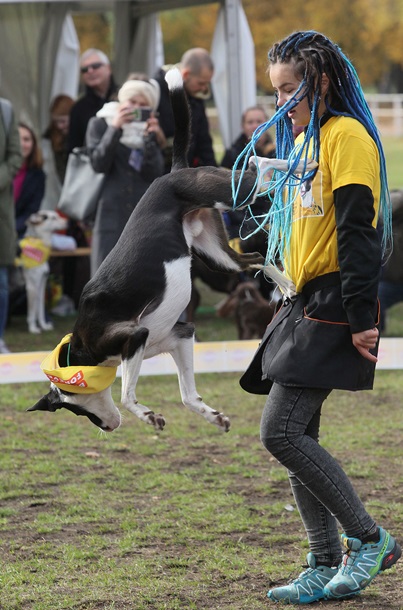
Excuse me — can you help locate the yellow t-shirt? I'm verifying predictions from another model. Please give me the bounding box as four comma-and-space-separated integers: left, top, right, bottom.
285, 116, 381, 292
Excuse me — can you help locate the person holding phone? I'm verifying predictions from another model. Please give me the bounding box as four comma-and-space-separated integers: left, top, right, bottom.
86, 76, 165, 275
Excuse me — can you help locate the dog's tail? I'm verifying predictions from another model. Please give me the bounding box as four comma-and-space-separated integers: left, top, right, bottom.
165, 67, 190, 171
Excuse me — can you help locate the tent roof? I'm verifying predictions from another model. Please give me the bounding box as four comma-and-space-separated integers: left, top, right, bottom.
0, 0, 256, 149
0, 0, 215, 10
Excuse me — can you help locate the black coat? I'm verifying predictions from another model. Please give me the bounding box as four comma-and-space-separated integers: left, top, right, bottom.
86, 117, 165, 274
68, 78, 119, 152
15, 167, 46, 238
154, 68, 216, 171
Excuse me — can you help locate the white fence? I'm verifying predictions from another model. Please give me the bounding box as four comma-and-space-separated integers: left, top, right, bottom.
208, 94, 403, 139
256, 93, 403, 137
0, 338, 402, 384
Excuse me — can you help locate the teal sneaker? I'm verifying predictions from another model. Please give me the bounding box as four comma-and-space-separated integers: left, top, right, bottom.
267, 552, 338, 604
324, 527, 401, 600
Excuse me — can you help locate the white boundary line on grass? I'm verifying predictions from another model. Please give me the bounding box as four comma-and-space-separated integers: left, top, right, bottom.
0, 338, 402, 384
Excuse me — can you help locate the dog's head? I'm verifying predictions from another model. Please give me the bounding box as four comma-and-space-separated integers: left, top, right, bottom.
25, 211, 68, 244
28, 334, 121, 431
28, 384, 122, 431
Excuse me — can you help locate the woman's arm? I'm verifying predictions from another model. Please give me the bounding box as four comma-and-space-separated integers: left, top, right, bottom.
85, 117, 122, 175
334, 183, 381, 333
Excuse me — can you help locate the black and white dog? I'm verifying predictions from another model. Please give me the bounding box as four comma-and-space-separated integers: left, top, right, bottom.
29, 69, 263, 433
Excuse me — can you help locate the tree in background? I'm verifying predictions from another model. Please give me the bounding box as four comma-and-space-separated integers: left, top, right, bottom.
72, 2, 403, 94
242, 0, 403, 93
160, 0, 403, 93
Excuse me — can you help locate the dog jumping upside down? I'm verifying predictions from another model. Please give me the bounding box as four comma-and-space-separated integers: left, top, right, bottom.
29, 68, 263, 433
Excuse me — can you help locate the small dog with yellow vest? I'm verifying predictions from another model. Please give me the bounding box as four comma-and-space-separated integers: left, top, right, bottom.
18, 210, 68, 334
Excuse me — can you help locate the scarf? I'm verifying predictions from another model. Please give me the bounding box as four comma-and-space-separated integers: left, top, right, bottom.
41, 334, 117, 394
96, 102, 146, 150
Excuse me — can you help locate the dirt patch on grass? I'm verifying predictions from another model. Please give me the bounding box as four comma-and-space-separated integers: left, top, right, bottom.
1, 374, 402, 609
2, 437, 402, 610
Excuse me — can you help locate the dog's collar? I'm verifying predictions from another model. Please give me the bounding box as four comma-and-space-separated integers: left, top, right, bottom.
41, 334, 117, 394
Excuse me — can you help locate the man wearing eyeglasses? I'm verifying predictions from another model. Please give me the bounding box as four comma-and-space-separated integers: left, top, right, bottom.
68, 49, 119, 152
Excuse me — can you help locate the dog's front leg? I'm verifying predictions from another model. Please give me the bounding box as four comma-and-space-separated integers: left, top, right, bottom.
169, 336, 230, 432
23, 269, 42, 334
121, 338, 165, 431
37, 268, 53, 331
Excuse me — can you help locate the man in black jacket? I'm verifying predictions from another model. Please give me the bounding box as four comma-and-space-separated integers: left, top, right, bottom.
68, 49, 119, 152
154, 48, 217, 172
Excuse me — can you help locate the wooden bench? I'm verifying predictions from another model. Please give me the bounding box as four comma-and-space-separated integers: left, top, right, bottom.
50, 247, 91, 258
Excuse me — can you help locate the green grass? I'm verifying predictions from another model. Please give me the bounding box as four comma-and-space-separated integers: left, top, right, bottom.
0, 372, 402, 609
0, 302, 402, 608
1, 135, 403, 607
383, 136, 403, 189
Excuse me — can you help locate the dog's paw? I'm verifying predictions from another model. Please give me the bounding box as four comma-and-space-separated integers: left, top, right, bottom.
212, 411, 231, 432
145, 411, 166, 431
28, 326, 41, 334
41, 322, 54, 331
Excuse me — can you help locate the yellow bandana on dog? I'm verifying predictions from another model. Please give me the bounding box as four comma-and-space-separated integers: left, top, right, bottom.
41, 334, 117, 394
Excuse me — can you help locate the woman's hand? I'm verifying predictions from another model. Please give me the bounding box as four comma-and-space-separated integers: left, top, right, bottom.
352, 327, 379, 363
111, 104, 134, 129
145, 116, 166, 149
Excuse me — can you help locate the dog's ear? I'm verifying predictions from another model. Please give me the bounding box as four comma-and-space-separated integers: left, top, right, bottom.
27, 389, 63, 413
26, 212, 45, 227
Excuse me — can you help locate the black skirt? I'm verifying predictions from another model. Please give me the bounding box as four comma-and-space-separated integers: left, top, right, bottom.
240, 272, 379, 394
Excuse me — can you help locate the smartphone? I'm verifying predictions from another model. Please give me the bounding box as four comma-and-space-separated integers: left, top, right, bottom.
131, 107, 152, 122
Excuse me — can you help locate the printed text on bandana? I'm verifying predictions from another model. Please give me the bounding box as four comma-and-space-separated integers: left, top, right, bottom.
46, 370, 88, 388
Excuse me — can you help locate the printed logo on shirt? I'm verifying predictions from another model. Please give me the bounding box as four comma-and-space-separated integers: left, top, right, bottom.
293, 170, 324, 220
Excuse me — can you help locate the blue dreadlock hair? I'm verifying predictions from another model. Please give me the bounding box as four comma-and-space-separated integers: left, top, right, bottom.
232, 30, 392, 271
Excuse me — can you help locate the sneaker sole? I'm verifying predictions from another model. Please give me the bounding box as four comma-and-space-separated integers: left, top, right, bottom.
268, 589, 328, 604
324, 540, 402, 600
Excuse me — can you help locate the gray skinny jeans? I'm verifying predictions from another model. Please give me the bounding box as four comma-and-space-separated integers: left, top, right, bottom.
260, 383, 377, 566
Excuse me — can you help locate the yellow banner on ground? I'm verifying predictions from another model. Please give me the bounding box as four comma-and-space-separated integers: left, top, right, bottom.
0, 339, 402, 385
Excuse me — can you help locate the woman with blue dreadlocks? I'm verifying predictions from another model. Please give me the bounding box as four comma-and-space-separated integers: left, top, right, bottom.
234, 31, 401, 604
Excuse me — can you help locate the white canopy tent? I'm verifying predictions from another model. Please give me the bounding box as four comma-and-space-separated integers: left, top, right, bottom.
0, 0, 256, 148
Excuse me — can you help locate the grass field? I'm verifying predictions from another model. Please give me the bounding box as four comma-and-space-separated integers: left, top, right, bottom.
0, 132, 402, 609
0, 370, 402, 609
382, 136, 403, 190
1, 294, 403, 609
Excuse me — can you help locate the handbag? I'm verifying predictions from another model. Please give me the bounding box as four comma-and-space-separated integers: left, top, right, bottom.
57, 147, 105, 221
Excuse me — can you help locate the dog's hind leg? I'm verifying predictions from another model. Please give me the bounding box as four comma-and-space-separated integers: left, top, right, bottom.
120, 327, 166, 431
167, 328, 230, 432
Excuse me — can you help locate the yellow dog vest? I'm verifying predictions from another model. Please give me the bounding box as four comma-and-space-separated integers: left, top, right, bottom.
19, 237, 51, 268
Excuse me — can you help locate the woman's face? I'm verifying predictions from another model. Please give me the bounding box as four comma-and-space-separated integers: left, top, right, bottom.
18, 126, 34, 159
123, 93, 150, 111
53, 115, 70, 135
269, 61, 311, 127
242, 109, 267, 140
